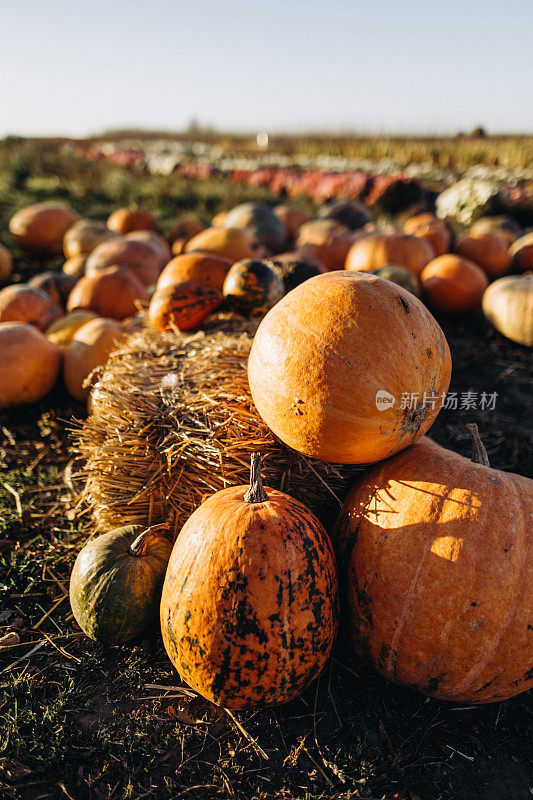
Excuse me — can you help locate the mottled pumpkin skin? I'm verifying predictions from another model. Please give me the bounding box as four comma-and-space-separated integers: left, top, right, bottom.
161, 487, 338, 709
223, 259, 284, 316
334, 437, 533, 703
248, 271, 451, 465
148, 282, 220, 332
70, 525, 173, 645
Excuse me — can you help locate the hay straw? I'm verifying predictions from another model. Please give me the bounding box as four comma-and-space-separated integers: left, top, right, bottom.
73, 316, 363, 534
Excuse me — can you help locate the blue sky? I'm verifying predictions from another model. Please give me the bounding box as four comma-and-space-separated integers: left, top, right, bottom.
1, 0, 532, 136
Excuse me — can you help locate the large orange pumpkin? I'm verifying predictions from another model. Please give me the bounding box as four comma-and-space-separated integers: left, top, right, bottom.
160, 453, 338, 709
107, 208, 160, 234
156, 253, 232, 294
148, 282, 220, 332
9, 204, 79, 255
0, 285, 63, 331
86, 238, 166, 286
420, 255, 488, 315
248, 271, 451, 465
0, 322, 62, 408
334, 427, 533, 703
67, 265, 149, 320
455, 232, 510, 277
345, 233, 434, 277
509, 232, 533, 273
185, 227, 255, 262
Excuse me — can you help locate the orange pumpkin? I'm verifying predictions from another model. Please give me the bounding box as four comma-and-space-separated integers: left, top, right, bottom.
296, 219, 354, 271
0, 285, 63, 331
248, 271, 451, 465
420, 255, 489, 314
509, 232, 533, 273
62, 254, 88, 279
334, 426, 533, 703
45, 310, 98, 351
148, 282, 220, 332
63, 317, 124, 401
107, 208, 160, 234
185, 227, 255, 262
273, 204, 310, 243
160, 453, 339, 709
403, 215, 452, 258
455, 232, 510, 277
0, 243, 13, 281
156, 253, 233, 294
67, 266, 149, 320
86, 238, 165, 286
403, 212, 440, 234
63, 219, 118, 258
28, 272, 77, 308
9, 204, 79, 255
470, 216, 521, 247
345, 233, 434, 277
0, 322, 62, 408
125, 230, 171, 262
168, 217, 205, 247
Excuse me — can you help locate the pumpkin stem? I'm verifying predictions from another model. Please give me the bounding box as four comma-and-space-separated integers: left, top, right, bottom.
244, 453, 268, 503
129, 523, 171, 557
465, 423, 490, 467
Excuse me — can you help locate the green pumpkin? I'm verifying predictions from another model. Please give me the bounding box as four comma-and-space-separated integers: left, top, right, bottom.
69, 524, 173, 645
223, 259, 284, 316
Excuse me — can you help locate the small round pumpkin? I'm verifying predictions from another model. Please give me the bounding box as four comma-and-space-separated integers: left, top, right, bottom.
70, 524, 173, 645
66, 265, 149, 320
0, 243, 13, 281
223, 259, 284, 316
62, 254, 88, 279
420, 255, 489, 315
148, 282, 220, 332
470, 216, 521, 247
509, 232, 533, 273
345, 233, 434, 277
482, 273, 533, 347
223, 203, 286, 253
334, 426, 533, 703
0, 285, 63, 331
9, 203, 79, 255
403, 217, 452, 258
125, 230, 171, 262
156, 253, 233, 294
185, 227, 256, 262
371, 265, 421, 297
28, 272, 77, 308
248, 271, 451, 465
0, 322, 62, 408
296, 219, 354, 271
160, 453, 339, 709
63, 317, 124, 401
107, 208, 160, 235
63, 219, 118, 258
455, 232, 510, 277
86, 238, 165, 286
45, 310, 98, 351
273, 204, 310, 243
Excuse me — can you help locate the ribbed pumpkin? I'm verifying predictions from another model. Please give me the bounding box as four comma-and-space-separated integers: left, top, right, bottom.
509, 232, 533, 273
86, 238, 165, 286
222, 259, 284, 315
345, 233, 434, 277
70, 524, 173, 645
185, 227, 255, 262
9, 204, 79, 255
420, 255, 488, 315
482, 273, 533, 347
66, 265, 149, 320
455, 232, 510, 277
107, 208, 160, 235
0, 322, 62, 408
156, 253, 233, 294
148, 282, 220, 332
334, 426, 533, 703
160, 454, 339, 709
0, 285, 63, 331
296, 219, 354, 271
63, 219, 118, 258
28, 272, 77, 308
248, 271, 451, 465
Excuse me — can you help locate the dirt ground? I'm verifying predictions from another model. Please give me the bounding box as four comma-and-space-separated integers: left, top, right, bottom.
0, 308, 531, 800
